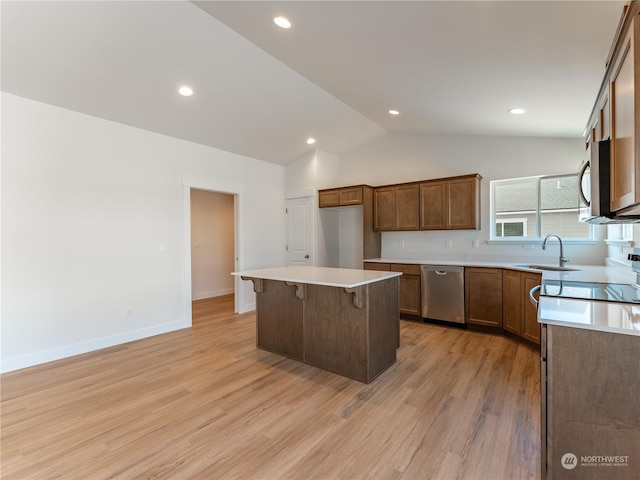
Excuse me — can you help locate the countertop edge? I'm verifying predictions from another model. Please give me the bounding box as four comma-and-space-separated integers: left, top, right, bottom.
232, 267, 402, 289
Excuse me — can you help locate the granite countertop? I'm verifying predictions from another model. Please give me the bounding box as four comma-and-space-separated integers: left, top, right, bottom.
232, 265, 402, 288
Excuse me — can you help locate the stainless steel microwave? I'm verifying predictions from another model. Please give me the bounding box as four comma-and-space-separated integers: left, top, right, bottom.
578, 139, 640, 224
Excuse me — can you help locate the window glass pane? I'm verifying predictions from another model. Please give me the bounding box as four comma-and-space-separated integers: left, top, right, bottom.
494, 177, 538, 238
504, 222, 524, 237
540, 175, 591, 238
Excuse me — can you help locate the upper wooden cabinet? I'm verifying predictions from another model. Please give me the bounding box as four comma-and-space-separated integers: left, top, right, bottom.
374, 183, 420, 231
447, 175, 482, 230
318, 185, 382, 260
318, 185, 365, 208
420, 174, 481, 230
585, 3, 640, 216
419, 180, 447, 230
610, 13, 640, 214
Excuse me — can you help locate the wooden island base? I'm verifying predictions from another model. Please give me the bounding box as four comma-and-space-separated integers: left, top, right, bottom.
242, 274, 400, 384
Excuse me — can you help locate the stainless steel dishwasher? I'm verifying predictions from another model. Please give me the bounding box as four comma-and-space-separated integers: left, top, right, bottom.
420, 265, 465, 324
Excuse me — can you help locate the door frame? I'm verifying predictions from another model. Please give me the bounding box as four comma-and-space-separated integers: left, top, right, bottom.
182, 175, 247, 325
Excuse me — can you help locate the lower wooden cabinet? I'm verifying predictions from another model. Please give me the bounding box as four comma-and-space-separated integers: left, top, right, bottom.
521, 272, 542, 343
502, 270, 541, 344
365, 262, 541, 345
396, 264, 421, 315
465, 267, 503, 327
364, 262, 421, 316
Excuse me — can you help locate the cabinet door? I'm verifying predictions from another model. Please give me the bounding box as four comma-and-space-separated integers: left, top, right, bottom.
465, 268, 503, 327
339, 186, 363, 206
374, 187, 395, 231
399, 275, 421, 315
522, 273, 541, 344
318, 189, 340, 208
394, 184, 420, 230
256, 280, 304, 361
420, 180, 447, 230
502, 269, 522, 335
448, 176, 480, 230
610, 18, 638, 212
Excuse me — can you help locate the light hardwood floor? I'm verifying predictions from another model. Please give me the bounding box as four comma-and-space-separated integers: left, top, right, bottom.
1, 295, 540, 479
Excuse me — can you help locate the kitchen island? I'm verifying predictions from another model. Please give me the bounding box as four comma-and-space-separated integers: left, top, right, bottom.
232, 266, 401, 383
538, 296, 640, 480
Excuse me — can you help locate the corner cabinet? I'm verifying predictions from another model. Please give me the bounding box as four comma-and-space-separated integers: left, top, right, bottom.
465, 267, 503, 328
503, 270, 541, 344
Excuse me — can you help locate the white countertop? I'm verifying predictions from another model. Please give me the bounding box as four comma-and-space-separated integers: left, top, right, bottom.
365, 257, 640, 336
364, 257, 638, 284
232, 266, 402, 288
538, 296, 640, 336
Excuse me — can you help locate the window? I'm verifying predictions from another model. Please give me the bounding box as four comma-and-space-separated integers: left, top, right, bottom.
495, 218, 528, 237
491, 174, 592, 240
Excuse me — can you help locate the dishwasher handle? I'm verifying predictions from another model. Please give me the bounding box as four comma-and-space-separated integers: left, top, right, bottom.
529, 285, 541, 309
434, 270, 449, 275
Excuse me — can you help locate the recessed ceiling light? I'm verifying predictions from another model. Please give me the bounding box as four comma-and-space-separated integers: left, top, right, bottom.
306, 138, 316, 145
178, 86, 194, 97
273, 16, 292, 29
388, 109, 400, 115
509, 108, 527, 115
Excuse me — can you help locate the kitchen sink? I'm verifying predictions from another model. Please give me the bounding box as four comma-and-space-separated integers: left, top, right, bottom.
514, 264, 579, 272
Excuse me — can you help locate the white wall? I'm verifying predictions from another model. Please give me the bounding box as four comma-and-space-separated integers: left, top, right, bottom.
285, 149, 341, 267
335, 132, 608, 265
190, 189, 234, 300
1, 93, 285, 372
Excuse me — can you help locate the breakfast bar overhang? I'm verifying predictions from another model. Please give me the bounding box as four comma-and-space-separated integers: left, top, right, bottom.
233, 266, 402, 383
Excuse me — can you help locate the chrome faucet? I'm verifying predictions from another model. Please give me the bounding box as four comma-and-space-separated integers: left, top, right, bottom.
542, 234, 568, 267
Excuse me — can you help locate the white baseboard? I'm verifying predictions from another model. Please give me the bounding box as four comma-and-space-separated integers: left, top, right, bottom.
192, 288, 234, 301
0, 319, 187, 374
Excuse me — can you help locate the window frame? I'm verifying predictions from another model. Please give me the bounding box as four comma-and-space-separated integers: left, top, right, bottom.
490, 174, 594, 242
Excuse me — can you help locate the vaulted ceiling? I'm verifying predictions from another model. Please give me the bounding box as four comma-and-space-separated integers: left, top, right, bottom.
1, 1, 627, 165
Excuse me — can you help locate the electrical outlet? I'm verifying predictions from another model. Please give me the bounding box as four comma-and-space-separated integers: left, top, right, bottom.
446, 240, 453, 248
125, 307, 133, 318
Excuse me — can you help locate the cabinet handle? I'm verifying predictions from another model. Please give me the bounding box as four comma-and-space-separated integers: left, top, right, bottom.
578, 158, 591, 207
529, 285, 541, 309
304, 254, 310, 259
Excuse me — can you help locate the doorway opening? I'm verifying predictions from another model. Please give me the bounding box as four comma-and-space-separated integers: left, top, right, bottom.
182, 176, 247, 326
190, 189, 235, 301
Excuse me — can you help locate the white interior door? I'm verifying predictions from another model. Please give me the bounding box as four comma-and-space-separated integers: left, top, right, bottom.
287, 197, 314, 266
